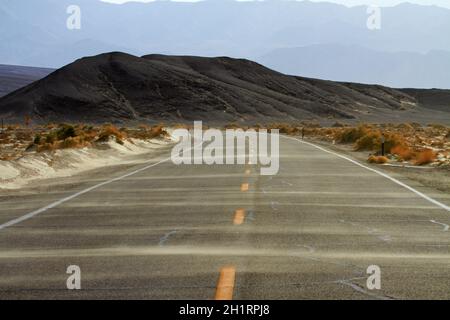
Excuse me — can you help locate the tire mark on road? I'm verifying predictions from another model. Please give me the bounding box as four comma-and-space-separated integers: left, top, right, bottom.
158, 230, 178, 247
339, 219, 392, 243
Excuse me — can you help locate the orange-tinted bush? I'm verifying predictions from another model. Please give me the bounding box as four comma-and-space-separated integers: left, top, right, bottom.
367, 155, 389, 164
391, 145, 414, 161
414, 149, 436, 165
149, 124, 168, 138
97, 125, 126, 144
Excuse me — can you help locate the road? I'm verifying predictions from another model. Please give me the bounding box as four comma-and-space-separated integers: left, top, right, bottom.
0, 135, 449, 299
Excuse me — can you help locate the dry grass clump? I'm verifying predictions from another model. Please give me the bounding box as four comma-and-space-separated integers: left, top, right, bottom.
356, 132, 406, 152
391, 145, 414, 161
331, 121, 347, 128
149, 124, 169, 138
334, 125, 368, 144
270, 123, 300, 135
414, 149, 437, 166
428, 123, 447, 130
367, 155, 389, 164
445, 130, 450, 140
126, 124, 169, 140
265, 123, 308, 135
173, 123, 192, 130
224, 122, 242, 129
97, 124, 127, 144
331, 125, 407, 153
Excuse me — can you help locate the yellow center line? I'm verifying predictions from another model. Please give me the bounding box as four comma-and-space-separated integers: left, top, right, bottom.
241, 183, 249, 192
233, 209, 245, 225
215, 266, 236, 300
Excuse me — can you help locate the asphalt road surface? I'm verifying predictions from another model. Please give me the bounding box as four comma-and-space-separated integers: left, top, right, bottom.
0, 136, 449, 299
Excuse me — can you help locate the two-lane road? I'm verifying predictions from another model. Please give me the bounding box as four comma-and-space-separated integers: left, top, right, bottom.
0, 136, 449, 299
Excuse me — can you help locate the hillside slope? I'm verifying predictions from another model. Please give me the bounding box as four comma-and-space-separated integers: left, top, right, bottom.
0, 52, 449, 124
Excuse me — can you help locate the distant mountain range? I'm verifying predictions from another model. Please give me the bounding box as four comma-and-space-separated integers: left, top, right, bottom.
0, 65, 54, 97
1, 0, 450, 88
258, 44, 450, 89
1, 52, 449, 125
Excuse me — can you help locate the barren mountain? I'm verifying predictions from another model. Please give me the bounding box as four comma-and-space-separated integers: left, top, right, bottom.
0, 52, 449, 125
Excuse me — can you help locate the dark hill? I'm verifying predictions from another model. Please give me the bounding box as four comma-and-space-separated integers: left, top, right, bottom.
0, 52, 449, 124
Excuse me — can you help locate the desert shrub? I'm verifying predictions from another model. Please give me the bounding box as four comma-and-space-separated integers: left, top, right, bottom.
45, 132, 57, 144
396, 123, 414, 131
300, 121, 321, 128
6, 125, 19, 131
61, 137, 81, 149
414, 149, 436, 165
0, 132, 8, 140
33, 134, 41, 145
224, 122, 242, 129
37, 143, 56, 152
332, 121, 346, 128
384, 133, 407, 153
367, 155, 388, 164
268, 123, 301, 135
15, 130, 33, 141
427, 123, 446, 130
409, 122, 422, 129
97, 125, 126, 144
391, 145, 414, 161
445, 130, 450, 140
56, 124, 76, 141
335, 126, 368, 144
355, 130, 381, 151
173, 123, 192, 130
149, 124, 168, 138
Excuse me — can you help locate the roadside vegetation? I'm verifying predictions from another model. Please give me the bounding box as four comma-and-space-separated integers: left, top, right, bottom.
0, 123, 169, 161
225, 122, 449, 167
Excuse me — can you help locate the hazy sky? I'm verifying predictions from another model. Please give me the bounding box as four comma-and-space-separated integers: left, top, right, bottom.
102, 0, 450, 9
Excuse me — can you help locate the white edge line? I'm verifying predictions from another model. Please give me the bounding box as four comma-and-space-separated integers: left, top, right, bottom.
429, 220, 449, 232
0, 142, 200, 231
282, 136, 450, 213
336, 279, 392, 300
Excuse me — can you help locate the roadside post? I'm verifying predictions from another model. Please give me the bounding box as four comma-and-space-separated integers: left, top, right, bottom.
381, 134, 385, 156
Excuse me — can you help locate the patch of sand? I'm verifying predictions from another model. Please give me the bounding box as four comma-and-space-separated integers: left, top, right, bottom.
0, 137, 174, 190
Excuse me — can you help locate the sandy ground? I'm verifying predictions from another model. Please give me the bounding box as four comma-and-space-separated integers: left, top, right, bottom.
0, 137, 175, 190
